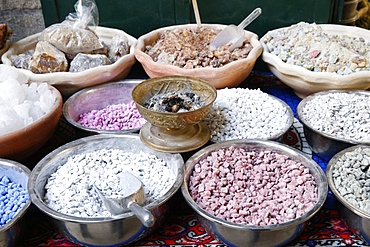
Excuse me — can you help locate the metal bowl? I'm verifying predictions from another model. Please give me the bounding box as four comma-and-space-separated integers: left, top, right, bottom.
181, 139, 328, 247
132, 76, 217, 153
297, 90, 370, 161
0, 158, 31, 246
260, 23, 370, 98
63, 79, 145, 137
134, 24, 262, 89
28, 134, 184, 247
327, 145, 370, 244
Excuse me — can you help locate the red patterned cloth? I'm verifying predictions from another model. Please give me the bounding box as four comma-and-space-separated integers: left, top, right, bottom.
18, 206, 368, 246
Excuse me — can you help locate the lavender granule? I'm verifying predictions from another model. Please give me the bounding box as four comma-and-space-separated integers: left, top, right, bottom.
78, 101, 146, 130
189, 146, 318, 226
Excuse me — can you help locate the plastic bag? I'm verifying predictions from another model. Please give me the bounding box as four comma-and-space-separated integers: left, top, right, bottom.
39, 0, 103, 55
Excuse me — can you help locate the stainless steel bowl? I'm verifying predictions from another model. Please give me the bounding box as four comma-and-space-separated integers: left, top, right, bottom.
63, 80, 144, 137
297, 90, 370, 161
0, 158, 31, 247
28, 134, 184, 246
181, 139, 328, 247
327, 145, 370, 244
207, 92, 294, 143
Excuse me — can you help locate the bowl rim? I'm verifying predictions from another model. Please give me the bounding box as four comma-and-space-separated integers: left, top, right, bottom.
0, 83, 63, 141
1, 26, 137, 86
326, 145, 370, 220
63, 79, 145, 134
134, 23, 263, 72
0, 39, 10, 57
28, 133, 184, 223
296, 89, 370, 145
0, 158, 32, 232
260, 23, 370, 87
132, 75, 217, 116
181, 139, 328, 231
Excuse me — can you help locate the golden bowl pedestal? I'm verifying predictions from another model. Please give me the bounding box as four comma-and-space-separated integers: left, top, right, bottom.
132, 76, 217, 153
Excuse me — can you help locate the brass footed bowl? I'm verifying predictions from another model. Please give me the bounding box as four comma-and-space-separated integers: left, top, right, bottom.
132, 76, 217, 153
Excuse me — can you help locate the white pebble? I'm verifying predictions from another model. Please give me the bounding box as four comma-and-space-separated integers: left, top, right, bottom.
300, 92, 370, 142
44, 148, 177, 218
203, 88, 292, 142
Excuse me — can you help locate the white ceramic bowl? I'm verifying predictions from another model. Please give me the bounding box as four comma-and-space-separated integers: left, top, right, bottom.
0, 39, 10, 57
1, 26, 137, 97
260, 24, 370, 98
135, 24, 262, 89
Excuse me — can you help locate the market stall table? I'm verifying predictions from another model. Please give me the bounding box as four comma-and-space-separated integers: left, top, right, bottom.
16, 72, 370, 247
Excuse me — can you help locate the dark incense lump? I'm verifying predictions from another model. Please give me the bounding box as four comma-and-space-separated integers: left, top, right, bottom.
145, 91, 205, 113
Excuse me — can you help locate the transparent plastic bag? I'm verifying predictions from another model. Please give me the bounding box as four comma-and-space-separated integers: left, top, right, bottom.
39, 0, 103, 54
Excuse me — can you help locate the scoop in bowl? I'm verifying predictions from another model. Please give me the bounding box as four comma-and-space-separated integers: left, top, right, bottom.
93, 172, 154, 227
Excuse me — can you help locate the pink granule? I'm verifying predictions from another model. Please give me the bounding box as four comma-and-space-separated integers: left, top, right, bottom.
78, 101, 146, 130
188, 146, 318, 226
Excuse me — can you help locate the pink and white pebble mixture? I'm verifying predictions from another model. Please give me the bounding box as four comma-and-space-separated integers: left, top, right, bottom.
77, 101, 146, 130
188, 146, 318, 226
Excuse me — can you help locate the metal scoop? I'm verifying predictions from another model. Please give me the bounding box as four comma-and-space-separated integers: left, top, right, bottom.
93, 172, 154, 227
210, 7, 262, 51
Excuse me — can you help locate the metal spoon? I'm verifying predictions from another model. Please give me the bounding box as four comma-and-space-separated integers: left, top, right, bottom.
93, 172, 154, 227
210, 7, 262, 51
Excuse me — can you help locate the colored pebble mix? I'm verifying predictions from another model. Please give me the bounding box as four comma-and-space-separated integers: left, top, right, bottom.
77, 101, 146, 130
0, 176, 29, 228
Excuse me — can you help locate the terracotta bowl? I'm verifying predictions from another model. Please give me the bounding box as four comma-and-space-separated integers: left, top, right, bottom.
260, 23, 370, 98
1, 26, 137, 97
0, 77, 63, 162
134, 24, 262, 89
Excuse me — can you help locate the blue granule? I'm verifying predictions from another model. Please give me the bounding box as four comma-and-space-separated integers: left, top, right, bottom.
0, 175, 29, 228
